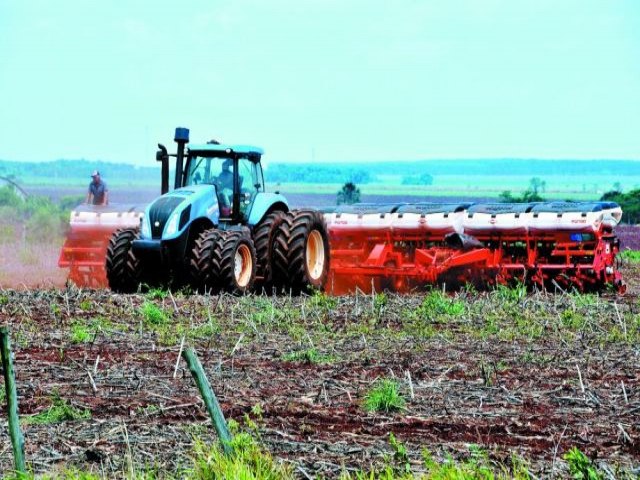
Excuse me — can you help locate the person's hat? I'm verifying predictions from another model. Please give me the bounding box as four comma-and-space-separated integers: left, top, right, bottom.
91, 170, 100, 177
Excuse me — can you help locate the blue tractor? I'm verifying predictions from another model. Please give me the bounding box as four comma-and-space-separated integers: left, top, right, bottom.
105, 127, 330, 294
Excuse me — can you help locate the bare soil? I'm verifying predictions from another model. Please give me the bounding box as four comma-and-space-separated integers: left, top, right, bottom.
0, 284, 638, 478
0, 233, 67, 290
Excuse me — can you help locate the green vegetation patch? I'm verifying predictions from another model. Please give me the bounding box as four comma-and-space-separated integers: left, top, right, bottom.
69, 317, 116, 344
282, 347, 332, 364
619, 249, 640, 263
192, 433, 293, 480
140, 302, 170, 326
412, 290, 466, 319
363, 379, 406, 413
23, 393, 91, 425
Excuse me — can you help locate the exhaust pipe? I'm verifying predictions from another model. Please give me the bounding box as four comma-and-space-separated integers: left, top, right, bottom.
156, 144, 170, 194
174, 127, 189, 189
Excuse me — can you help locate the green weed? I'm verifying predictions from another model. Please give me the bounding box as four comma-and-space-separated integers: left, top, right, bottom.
564, 447, 602, 480
137, 404, 161, 416
340, 446, 532, 479
70, 323, 92, 343
154, 317, 219, 346
561, 309, 587, 330
309, 290, 338, 312
389, 433, 410, 473
78, 299, 92, 311
363, 379, 406, 413
493, 282, 527, 303
69, 317, 115, 343
373, 292, 388, 317
570, 292, 599, 308
146, 287, 169, 300
417, 290, 465, 318
141, 302, 169, 326
282, 347, 332, 364
619, 249, 640, 264
244, 297, 301, 332
191, 433, 294, 479
23, 393, 91, 425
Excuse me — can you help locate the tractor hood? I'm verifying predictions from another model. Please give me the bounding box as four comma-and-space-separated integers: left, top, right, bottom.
142, 185, 218, 240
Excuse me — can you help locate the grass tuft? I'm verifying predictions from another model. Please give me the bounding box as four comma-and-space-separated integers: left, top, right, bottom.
70, 323, 92, 343
191, 433, 294, 479
141, 302, 169, 326
417, 291, 465, 318
24, 393, 91, 425
363, 379, 406, 413
282, 347, 331, 364
564, 447, 603, 480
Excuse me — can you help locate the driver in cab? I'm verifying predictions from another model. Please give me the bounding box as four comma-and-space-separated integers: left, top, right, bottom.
218, 160, 234, 190
217, 159, 234, 216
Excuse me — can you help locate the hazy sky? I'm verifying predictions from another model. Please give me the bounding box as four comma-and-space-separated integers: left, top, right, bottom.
1, 0, 639, 164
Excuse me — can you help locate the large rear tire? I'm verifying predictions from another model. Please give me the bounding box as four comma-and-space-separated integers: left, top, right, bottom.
213, 231, 257, 295
252, 211, 287, 290
105, 228, 141, 293
189, 228, 222, 293
275, 209, 330, 294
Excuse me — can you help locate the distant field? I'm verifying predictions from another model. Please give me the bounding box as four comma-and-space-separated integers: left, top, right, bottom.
18, 171, 639, 205
24, 185, 494, 208
273, 175, 637, 201
8, 157, 639, 205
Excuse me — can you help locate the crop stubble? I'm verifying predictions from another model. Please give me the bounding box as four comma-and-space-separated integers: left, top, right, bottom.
0, 277, 638, 477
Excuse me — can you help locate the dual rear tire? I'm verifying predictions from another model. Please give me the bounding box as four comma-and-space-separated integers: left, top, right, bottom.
273, 209, 330, 294
190, 230, 257, 295
190, 209, 330, 295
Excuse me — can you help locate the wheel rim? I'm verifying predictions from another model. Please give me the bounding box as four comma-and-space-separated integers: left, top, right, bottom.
306, 230, 325, 281
234, 244, 253, 287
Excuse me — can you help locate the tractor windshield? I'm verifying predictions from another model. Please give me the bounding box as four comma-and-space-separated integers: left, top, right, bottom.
186, 154, 265, 218
186, 156, 230, 187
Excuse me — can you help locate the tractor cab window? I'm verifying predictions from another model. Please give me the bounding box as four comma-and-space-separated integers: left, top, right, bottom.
238, 158, 263, 217
186, 156, 218, 186
186, 156, 235, 217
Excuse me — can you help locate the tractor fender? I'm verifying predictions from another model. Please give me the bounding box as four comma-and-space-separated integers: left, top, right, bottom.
247, 193, 289, 227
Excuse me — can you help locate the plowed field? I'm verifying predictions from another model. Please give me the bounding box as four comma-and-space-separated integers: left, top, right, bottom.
1, 278, 639, 477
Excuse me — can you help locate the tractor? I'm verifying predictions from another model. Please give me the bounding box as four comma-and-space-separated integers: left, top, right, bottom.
105, 127, 330, 294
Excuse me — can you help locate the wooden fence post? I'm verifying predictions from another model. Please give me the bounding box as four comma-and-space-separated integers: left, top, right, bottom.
0, 326, 26, 474
182, 347, 233, 455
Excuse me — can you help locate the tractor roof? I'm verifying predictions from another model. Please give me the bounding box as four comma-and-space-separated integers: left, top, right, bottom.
188, 144, 264, 156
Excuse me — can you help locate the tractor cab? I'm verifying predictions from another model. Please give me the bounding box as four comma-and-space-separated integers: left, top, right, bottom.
183, 144, 265, 223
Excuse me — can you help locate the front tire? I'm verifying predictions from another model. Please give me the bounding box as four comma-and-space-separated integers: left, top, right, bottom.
189, 228, 222, 293
105, 228, 141, 293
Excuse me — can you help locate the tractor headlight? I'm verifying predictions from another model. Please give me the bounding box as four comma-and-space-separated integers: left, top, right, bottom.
141, 217, 152, 239
164, 211, 180, 237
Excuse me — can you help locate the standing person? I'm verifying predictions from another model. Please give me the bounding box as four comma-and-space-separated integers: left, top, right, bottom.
86, 170, 109, 205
